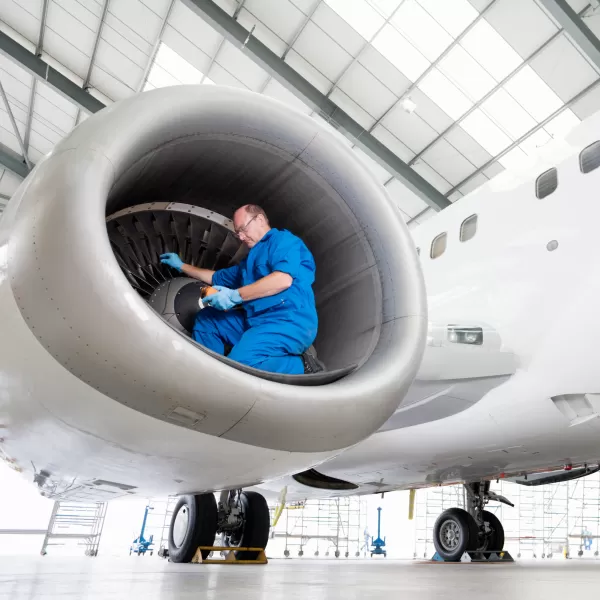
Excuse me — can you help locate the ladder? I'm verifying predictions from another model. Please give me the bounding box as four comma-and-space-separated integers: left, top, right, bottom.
157, 496, 179, 556
40, 501, 107, 556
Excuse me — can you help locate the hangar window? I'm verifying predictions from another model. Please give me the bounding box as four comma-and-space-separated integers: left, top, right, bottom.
430, 232, 447, 259
460, 214, 477, 242
580, 141, 600, 174
535, 168, 557, 199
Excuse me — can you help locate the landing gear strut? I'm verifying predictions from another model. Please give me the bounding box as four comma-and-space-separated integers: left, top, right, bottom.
432, 481, 513, 562
167, 490, 269, 563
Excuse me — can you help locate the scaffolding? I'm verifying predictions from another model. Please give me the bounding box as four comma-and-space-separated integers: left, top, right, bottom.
414, 485, 465, 558
270, 497, 367, 558
148, 496, 179, 555
40, 501, 107, 556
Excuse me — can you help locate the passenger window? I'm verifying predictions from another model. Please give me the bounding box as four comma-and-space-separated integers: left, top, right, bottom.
535, 168, 558, 199
460, 214, 477, 242
430, 233, 447, 259
580, 141, 600, 174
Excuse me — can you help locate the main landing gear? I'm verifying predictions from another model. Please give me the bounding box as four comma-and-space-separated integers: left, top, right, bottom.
432, 481, 514, 562
167, 490, 270, 563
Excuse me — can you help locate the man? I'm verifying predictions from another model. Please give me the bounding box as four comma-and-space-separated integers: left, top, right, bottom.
160, 205, 318, 375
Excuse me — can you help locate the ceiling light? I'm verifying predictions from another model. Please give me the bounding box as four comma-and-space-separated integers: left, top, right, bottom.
401, 97, 417, 114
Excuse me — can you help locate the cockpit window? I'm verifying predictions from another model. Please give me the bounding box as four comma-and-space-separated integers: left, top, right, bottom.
535, 168, 558, 199
580, 141, 600, 174
460, 214, 477, 242
430, 232, 447, 259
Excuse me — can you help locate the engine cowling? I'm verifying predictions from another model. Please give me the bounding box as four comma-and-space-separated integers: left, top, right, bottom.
0, 85, 426, 454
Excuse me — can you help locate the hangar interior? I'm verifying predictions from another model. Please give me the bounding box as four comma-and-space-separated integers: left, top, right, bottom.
3, 0, 600, 597
0, 0, 599, 219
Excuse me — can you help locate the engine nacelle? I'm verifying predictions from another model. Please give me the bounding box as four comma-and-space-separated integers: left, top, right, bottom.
0, 86, 426, 456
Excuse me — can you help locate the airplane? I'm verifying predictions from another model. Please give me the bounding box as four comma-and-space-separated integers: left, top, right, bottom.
0, 84, 598, 564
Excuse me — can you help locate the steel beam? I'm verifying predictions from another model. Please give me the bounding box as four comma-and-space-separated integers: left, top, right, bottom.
137, 0, 177, 92
0, 141, 30, 179
323, 0, 403, 100
539, 0, 600, 71
24, 0, 49, 152
74, 0, 110, 125
409, 30, 563, 167
181, 0, 450, 210
409, 4, 592, 180
446, 77, 600, 196
0, 30, 105, 114
368, 0, 498, 136
258, 0, 321, 94
201, 0, 247, 84
0, 79, 31, 169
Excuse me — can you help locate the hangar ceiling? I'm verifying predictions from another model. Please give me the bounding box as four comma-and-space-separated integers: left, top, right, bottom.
0, 0, 599, 225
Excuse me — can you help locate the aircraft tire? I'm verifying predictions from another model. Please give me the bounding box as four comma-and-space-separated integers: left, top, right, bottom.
433, 508, 477, 562
224, 491, 270, 561
168, 494, 217, 563
479, 510, 505, 551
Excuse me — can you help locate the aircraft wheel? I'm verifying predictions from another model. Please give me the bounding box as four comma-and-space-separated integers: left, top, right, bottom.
477, 510, 505, 551
168, 494, 217, 563
433, 508, 478, 562
223, 491, 270, 561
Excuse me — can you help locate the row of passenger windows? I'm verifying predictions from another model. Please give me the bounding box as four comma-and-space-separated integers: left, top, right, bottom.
417, 214, 478, 259
422, 140, 600, 259
536, 140, 600, 199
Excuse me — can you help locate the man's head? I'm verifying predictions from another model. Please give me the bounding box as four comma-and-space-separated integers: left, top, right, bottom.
233, 204, 271, 248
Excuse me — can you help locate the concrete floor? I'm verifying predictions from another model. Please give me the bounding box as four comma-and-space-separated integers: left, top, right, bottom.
2, 557, 600, 599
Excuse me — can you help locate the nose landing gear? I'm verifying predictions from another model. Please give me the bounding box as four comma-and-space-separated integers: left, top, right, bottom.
432, 481, 513, 562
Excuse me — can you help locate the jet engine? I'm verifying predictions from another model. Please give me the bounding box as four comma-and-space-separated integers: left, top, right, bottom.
0, 85, 426, 456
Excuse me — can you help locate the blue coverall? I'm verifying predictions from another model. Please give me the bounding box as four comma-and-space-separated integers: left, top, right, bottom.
192, 229, 318, 375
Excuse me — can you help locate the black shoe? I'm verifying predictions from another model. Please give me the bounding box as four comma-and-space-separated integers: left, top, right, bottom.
302, 346, 326, 374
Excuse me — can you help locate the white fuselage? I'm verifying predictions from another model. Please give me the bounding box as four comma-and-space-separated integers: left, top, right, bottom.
255, 112, 600, 500
3, 105, 600, 504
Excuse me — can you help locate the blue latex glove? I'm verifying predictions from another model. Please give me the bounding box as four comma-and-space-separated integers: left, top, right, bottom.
160, 252, 184, 271
203, 286, 243, 311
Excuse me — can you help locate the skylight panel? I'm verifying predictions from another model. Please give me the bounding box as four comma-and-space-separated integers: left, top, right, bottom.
325, 0, 385, 40
147, 63, 182, 89
544, 109, 580, 140
498, 147, 528, 169
390, 0, 453, 62
461, 108, 512, 155
519, 129, 551, 155
366, 0, 403, 18
481, 88, 536, 139
154, 43, 204, 85
416, 0, 479, 37
460, 20, 522, 82
372, 24, 431, 81
418, 68, 473, 120
504, 66, 563, 122
438, 45, 496, 101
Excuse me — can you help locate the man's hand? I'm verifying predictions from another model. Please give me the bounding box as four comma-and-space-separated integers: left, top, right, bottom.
160, 253, 184, 271
203, 286, 243, 311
